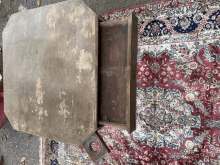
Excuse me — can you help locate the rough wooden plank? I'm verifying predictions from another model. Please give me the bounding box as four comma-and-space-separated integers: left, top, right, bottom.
98, 120, 126, 128
126, 14, 138, 133
99, 20, 128, 125
3, 0, 99, 146
98, 14, 138, 133
99, 19, 127, 26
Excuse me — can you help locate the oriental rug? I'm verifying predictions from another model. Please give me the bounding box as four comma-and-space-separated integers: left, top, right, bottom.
0, 90, 7, 128
40, 0, 220, 164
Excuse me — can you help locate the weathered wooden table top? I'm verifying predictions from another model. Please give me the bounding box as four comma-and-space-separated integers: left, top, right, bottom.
3, 0, 100, 146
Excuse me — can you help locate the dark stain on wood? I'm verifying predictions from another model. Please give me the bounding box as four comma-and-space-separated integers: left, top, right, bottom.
98, 14, 138, 133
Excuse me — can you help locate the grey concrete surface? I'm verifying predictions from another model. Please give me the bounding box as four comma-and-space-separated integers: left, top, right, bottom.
84, 0, 162, 14
0, 120, 39, 165
0, 0, 160, 164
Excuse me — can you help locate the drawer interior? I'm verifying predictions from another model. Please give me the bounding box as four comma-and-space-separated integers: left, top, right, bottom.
98, 14, 138, 133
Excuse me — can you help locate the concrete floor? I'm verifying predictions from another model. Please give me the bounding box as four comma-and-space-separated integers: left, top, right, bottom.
0, 120, 39, 165
0, 0, 160, 164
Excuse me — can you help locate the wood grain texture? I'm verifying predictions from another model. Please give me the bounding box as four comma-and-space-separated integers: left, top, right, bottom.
3, 0, 99, 146
126, 14, 138, 133
98, 14, 138, 133
98, 120, 126, 128
99, 20, 128, 125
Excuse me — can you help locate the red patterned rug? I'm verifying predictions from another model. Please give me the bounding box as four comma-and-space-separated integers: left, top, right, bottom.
0, 90, 7, 128
41, 0, 220, 164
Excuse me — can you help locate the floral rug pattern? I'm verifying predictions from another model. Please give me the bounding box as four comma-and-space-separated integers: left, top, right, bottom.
41, 0, 220, 164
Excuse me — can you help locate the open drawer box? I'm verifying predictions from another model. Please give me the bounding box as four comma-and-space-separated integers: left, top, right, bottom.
98, 16, 138, 134
3, 0, 138, 163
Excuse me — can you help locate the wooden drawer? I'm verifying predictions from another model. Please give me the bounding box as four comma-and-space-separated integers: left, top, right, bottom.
98, 14, 138, 133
